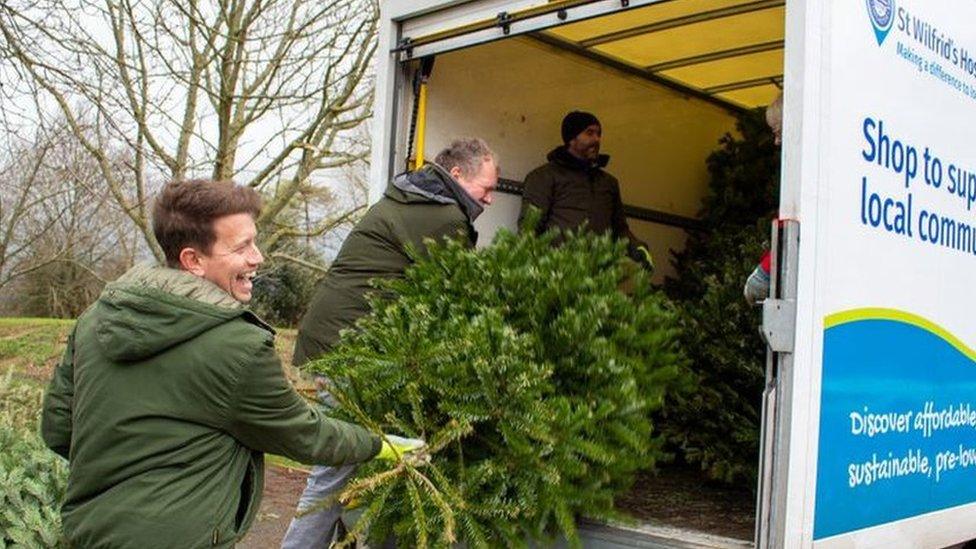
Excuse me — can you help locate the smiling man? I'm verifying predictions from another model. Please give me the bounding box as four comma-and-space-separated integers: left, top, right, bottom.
40, 180, 419, 548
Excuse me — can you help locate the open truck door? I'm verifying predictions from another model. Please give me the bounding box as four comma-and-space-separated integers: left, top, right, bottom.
372, 0, 976, 546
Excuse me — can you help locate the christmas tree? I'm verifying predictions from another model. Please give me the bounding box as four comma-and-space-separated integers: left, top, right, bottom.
659, 108, 781, 484
310, 217, 690, 548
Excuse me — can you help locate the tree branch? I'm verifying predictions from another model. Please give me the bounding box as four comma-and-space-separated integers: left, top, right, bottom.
270, 251, 329, 275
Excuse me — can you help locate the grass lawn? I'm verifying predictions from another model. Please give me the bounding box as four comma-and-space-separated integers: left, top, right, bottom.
0, 317, 301, 383
0, 318, 74, 387
0, 317, 309, 471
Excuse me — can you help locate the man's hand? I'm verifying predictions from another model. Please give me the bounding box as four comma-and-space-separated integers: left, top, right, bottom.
743, 264, 770, 305
632, 244, 655, 273
376, 434, 429, 465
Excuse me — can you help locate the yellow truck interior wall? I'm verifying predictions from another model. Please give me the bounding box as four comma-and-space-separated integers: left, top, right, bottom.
421, 36, 739, 281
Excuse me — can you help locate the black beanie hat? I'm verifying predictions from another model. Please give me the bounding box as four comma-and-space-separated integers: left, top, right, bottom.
561, 111, 600, 144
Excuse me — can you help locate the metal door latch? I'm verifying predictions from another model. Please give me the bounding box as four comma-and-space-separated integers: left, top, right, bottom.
762, 298, 796, 353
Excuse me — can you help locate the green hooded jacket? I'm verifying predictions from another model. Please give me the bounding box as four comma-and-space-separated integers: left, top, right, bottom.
40, 264, 381, 548
293, 164, 479, 366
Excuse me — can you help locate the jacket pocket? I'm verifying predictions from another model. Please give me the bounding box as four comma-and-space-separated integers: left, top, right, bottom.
234, 460, 256, 532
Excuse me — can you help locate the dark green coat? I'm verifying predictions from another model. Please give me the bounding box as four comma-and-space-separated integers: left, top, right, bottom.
40, 264, 380, 548
294, 165, 478, 365
520, 146, 651, 265
520, 146, 632, 241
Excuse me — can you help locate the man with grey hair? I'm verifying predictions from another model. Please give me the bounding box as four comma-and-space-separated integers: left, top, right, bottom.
281, 138, 497, 547
743, 93, 784, 304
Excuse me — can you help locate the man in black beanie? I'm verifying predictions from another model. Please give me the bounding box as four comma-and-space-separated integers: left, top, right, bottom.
519, 110, 653, 270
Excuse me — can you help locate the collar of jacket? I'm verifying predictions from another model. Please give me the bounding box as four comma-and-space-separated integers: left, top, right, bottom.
546, 145, 610, 172
113, 263, 246, 310
93, 264, 273, 362
110, 264, 274, 336
390, 163, 484, 223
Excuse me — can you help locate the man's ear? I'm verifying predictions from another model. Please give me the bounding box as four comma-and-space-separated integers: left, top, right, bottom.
449, 165, 463, 181
178, 247, 206, 276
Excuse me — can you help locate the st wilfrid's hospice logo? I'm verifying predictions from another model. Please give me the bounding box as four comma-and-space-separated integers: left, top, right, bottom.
866, 0, 894, 45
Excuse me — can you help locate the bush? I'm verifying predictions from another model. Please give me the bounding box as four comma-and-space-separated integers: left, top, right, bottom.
660, 109, 780, 485
0, 373, 67, 548
312, 223, 690, 548
250, 243, 322, 328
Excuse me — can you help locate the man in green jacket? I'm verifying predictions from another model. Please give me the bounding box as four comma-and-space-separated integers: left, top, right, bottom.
520, 111, 654, 270
283, 138, 497, 547
41, 180, 421, 548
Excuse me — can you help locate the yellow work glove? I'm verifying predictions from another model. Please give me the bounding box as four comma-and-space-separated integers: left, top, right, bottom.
376, 434, 428, 463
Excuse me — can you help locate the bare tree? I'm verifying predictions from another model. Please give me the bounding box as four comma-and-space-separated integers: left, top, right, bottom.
0, 0, 379, 260
0, 125, 70, 292
0, 119, 139, 316
267, 120, 371, 274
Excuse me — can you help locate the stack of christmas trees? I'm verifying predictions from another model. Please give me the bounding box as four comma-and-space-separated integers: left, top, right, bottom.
660, 109, 781, 484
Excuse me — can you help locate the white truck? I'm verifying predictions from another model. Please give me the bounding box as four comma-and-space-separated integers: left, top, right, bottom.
368, 1, 976, 547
